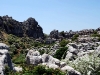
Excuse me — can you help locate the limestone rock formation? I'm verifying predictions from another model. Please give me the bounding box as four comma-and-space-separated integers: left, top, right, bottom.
0, 15, 44, 39
26, 50, 81, 75
64, 42, 100, 61
49, 28, 100, 40
0, 43, 13, 75
26, 50, 42, 65
14, 66, 22, 72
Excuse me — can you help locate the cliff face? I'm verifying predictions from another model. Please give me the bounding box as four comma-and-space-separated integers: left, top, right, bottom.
0, 15, 44, 39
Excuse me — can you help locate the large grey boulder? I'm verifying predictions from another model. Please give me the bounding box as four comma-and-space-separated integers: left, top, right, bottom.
65, 51, 73, 60
0, 43, 9, 50
68, 45, 76, 53
41, 54, 60, 66
26, 50, 42, 65
0, 43, 13, 75
60, 62, 66, 68
26, 56, 42, 65
61, 66, 81, 75
67, 44, 79, 55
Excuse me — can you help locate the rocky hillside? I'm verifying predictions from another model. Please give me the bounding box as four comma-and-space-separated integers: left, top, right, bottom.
0, 15, 44, 39
1, 15, 100, 75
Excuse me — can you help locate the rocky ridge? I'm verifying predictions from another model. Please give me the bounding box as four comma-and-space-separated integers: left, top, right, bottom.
49, 28, 100, 39
0, 15, 44, 39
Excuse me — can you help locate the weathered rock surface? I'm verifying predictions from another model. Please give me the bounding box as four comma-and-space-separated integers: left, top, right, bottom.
64, 42, 100, 61
26, 50, 81, 75
61, 65, 81, 75
14, 66, 22, 72
49, 28, 100, 41
0, 43, 13, 75
0, 15, 44, 39
26, 50, 42, 65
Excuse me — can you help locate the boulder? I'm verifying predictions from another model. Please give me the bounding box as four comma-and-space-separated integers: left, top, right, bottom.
14, 66, 22, 72
0, 43, 9, 50
60, 62, 66, 68
50, 30, 59, 39
65, 51, 73, 60
0, 43, 14, 75
47, 63, 59, 69
68, 45, 77, 53
41, 54, 60, 66
26, 50, 40, 56
26, 50, 42, 65
61, 66, 81, 75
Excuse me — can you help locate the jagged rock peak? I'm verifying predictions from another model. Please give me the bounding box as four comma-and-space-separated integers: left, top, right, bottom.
0, 15, 44, 39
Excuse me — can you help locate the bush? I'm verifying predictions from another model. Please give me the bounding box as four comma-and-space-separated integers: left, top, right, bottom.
60, 39, 69, 47
7, 34, 18, 45
39, 49, 45, 55
34, 42, 41, 47
12, 54, 25, 64
5, 65, 66, 75
54, 47, 68, 60
91, 31, 100, 37
72, 34, 79, 41
67, 52, 100, 75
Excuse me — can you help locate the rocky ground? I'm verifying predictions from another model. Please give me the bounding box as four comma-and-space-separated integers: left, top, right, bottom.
1, 35, 100, 75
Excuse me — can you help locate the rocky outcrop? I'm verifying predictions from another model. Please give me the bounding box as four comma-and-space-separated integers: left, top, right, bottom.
26, 50, 81, 75
0, 15, 44, 39
49, 28, 100, 40
50, 30, 59, 39
65, 42, 100, 61
0, 43, 14, 75
26, 50, 42, 65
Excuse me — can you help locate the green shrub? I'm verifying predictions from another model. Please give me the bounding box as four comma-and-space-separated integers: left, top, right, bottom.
7, 34, 18, 45
54, 47, 68, 60
60, 39, 69, 47
34, 42, 41, 47
39, 49, 45, 55
67, 53, 100, 75
5, 65, 66, 75
72, 34, 79, 41
32, 65, 46, 75
91, 31, 100, 37
12, 54, 25, 64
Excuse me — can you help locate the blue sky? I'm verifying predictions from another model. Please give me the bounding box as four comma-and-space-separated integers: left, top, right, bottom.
0, 0, 100, 34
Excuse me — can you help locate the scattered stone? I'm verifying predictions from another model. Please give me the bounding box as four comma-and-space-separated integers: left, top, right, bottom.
14, 66, 22, 72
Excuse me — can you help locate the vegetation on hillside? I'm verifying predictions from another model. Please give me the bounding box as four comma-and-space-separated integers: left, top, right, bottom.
5, 65, 66, 75
66, 52, 100, 75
